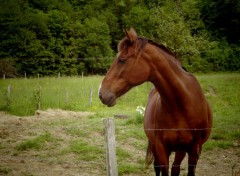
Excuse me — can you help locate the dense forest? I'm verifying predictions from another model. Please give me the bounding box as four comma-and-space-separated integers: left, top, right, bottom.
0, 0, 239, 77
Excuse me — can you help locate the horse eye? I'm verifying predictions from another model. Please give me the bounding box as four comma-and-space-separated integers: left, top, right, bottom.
118, 57, 126, 64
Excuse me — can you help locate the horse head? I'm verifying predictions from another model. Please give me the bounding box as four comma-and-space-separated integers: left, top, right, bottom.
99, 28, 151, 106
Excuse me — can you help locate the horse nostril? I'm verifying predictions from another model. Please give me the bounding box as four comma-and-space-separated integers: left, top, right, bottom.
98, 90, 116, 106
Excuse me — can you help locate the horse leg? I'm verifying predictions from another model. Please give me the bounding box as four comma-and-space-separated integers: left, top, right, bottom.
171, 151, 186, 176
149, 144, 161, 176
154, 143, 170, 176
154, 160, 161, 176
187, 145, 202, 176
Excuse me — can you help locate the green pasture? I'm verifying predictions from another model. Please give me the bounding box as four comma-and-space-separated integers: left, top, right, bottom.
0, 73, 239, 175
0, 73, 239, 150
0, 75, 152, 117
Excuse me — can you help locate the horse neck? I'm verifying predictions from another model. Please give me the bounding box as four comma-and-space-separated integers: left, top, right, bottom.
145, 46, 191, 111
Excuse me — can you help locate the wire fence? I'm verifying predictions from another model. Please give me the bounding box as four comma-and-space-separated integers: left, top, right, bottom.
0, 75, 239, 175
0, 123, 239, 176
0, 151, 239, 176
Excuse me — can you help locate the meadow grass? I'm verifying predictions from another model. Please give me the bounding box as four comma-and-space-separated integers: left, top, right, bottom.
0, 73, 239, 175
196, 73, 240, 149
0, 75, 152, 116
0, 73, 239, 150
16, 132, 54, 151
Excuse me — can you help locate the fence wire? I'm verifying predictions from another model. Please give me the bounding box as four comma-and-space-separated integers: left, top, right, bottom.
0, 155, 239, 176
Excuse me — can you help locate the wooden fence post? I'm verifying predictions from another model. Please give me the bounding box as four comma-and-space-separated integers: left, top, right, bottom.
104, 118, 118, 176
89, 87, 93, 105
6, 85, 11, 108
7, 85, 11, 98
81, 72, 84, 79
37, 84, 41, 110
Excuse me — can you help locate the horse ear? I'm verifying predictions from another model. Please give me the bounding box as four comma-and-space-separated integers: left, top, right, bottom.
124, 28, 138, 43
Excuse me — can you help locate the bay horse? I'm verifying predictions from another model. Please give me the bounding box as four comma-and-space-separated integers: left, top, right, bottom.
99, 28, 212, 176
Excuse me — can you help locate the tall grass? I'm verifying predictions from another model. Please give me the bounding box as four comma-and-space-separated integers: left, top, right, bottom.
0, 76, 152, 116
0, 73, 239, 175
0, 73, 239, 149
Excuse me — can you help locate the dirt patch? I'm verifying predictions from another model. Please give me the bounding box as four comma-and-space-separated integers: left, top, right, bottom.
168, 148, 240, 176
35, 109, 94, 119
0, 110, 239, 176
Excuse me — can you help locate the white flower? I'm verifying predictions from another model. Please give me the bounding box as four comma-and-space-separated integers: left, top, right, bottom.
136, 106, 145, 116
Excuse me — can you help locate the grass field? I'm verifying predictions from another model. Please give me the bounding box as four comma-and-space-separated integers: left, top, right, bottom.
0, 73, 239, 149
0, 75, 152, 116
0, 73, 240, 175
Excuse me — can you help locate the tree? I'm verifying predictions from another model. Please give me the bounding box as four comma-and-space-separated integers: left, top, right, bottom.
198, 0, 240, 71
78, 17, 113, 73
199, 0, 240, 45
0, 0, 239, 75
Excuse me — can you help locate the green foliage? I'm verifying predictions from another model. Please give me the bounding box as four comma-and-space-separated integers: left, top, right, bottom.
0, 0, 239, 74
197, 0, 240, 71
0, 59, 17, 78
198, 0, 240, 45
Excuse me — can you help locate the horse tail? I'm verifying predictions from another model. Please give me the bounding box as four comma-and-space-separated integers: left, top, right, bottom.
205, 101, 213, 142
145, 141, 154, 168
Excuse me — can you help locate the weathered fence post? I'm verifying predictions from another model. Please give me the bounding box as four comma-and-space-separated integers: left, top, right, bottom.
65, 90, 69, 106
89, 86, 93, 105
7, 85, 11, 97
3, 74, 5, 79
37, 84, 41, 110
104, 118, 118, 176
6, 85, 11, 109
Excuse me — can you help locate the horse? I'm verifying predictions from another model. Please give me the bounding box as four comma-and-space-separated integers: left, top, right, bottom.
99, 28, 212, 176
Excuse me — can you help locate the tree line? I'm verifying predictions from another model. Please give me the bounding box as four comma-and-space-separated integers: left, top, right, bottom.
0, 0, 239, 77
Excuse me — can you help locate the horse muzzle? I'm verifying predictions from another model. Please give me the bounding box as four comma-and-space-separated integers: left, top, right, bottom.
99, 88, 117, 107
